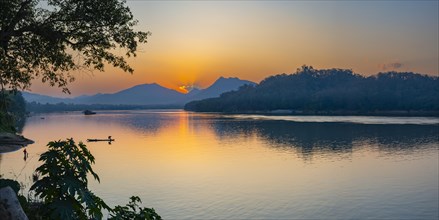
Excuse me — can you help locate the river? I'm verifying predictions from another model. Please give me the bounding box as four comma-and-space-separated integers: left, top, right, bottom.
1, 110, 438, 219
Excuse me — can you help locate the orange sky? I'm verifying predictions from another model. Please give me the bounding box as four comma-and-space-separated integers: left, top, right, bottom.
29, 1, 438, 97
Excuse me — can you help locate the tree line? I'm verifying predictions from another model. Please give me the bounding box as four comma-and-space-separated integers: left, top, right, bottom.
184, 66, 439, 115
0, 91, 26, 132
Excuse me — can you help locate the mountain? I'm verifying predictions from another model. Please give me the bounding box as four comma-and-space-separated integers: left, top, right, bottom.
79, 83, 185, 105
186, 77, 256, 101
186, 88, 201, 97
22, 92, 74, 104
23, 77, 256, 106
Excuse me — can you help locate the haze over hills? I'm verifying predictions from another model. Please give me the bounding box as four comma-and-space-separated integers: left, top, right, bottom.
23, 77, 256, 106
78, 83, 185, 105
186, 77, 255, 101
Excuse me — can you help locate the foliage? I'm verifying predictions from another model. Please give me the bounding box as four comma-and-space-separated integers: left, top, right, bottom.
0, 178, 21, 194
0, 111, 15, 132
109, 196, 162, 220
6, 91, 26, 117
30, 139, 110, 220
28, 139, 161, 220
0, 91, 26, 132
184, 66, 439, 114
0, 0, 150, 93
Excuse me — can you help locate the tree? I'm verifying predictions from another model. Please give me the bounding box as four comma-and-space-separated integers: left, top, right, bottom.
184, 67, 439, 114
28, 138, 161, 220
0, 0, 150, 94
30, 139, 110, 219
110, 196, 162, 220
0, 91, 26, 132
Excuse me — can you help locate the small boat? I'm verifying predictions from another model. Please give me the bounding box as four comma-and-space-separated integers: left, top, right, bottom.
83, 110, 96, 115
87, 136, 114, 142
87, 139, 115, 142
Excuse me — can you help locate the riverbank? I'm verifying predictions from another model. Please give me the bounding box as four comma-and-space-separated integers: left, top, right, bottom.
0, 133, 34, 153
212, 110, 439, 117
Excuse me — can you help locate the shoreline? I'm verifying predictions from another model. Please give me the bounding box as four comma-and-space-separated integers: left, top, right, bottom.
187, 110, 439, 117
28, 109, 439, 117
0, 133, 34, 154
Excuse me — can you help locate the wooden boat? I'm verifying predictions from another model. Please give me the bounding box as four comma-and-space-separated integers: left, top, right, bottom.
87, 136, 114, 142
87, 139, 115, 142
83, 110, 96, 115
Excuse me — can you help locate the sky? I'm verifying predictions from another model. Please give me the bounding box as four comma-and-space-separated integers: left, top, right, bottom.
30, 1, 439, 97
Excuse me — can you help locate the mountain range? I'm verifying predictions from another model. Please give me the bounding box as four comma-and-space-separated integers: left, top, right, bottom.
23, 77, 256, 106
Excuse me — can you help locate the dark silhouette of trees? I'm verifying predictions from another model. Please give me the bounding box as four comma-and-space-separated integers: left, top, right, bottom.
184, 66, 439, 115
0, 91, 26, 132
0, 0, 149, 130
0, 0, 150, 94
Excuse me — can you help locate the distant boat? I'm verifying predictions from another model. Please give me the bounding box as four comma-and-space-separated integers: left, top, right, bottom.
87, 138, 115, 142
83, 110, 96, 115
87, 136, 114, 142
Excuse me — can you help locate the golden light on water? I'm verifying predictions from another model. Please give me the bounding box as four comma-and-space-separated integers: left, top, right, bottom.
1, 111, 438, 218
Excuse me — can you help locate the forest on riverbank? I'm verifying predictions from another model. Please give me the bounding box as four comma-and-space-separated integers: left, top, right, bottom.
0, 92, 26, 132
185, 66, 439, 115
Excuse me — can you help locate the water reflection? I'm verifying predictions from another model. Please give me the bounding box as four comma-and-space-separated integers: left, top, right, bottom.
209, 118, 439, 159
64, 110, 439, 163
5, 111, 439, 166
1, 111, 437, 219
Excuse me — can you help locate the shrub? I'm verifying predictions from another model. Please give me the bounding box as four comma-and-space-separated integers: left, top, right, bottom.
110, 196, 162, 220
29, 138, 161, 219
30, 139, 110, 220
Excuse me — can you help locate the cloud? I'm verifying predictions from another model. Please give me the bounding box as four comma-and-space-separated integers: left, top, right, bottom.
379, 62, 404, 71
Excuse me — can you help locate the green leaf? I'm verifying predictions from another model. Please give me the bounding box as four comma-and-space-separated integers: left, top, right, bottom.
30, 138, 110, 219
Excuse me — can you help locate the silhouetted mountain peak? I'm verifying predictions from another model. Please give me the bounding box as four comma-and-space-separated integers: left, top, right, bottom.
118, 83, 173, 95
23, 77, 256, 106
185, 77, 256, 101
214, 76, 240, 83
130, 83, 160, 89
209, 76, 255, 88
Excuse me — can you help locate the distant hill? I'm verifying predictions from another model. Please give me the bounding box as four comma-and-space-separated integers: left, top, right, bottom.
23, 77, 255, 106
79, 83, 185, 105
22, 92, 74, 104
184, 66, 439, 115
185, 77, 256, 102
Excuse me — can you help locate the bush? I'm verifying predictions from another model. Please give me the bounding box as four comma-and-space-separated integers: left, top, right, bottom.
28, 138, 161, 220
110, 196, 162, 220
30, 139, 110, 220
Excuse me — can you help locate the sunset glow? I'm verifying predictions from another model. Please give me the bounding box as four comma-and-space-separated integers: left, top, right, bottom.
28, 1, 438, 97
2, 1, 438, 219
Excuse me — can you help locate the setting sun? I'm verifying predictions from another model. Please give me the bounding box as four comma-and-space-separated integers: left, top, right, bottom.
178, 85, 190, 94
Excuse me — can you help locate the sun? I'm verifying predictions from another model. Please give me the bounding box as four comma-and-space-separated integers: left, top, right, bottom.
177, 85, 198, 94
178, 85, 190, 94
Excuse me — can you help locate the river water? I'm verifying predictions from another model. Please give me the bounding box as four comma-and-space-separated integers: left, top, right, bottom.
1, 110, 438, 219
